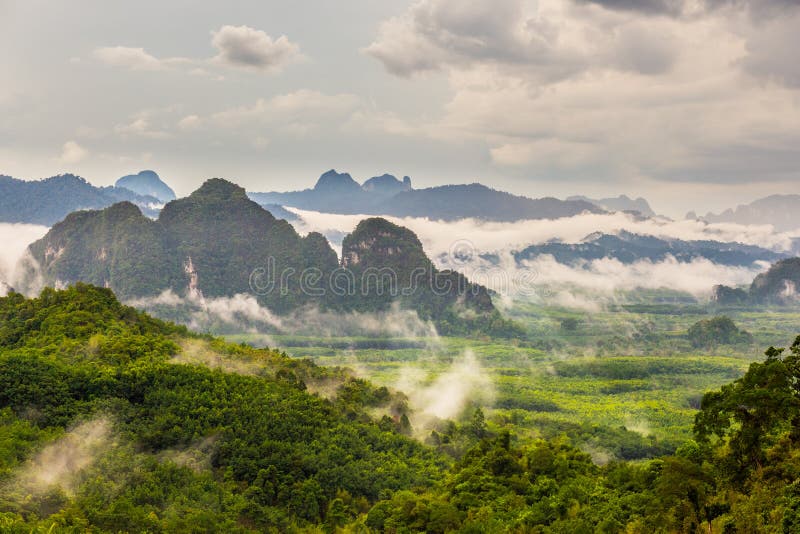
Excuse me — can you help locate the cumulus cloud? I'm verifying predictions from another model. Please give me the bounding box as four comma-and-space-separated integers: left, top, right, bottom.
364, 0, 680, 80
94, 25, 301, 75
211, 25, 301, 71
363, 0, 800, 189
59, 140, 88, 164
93, 46, 169, 70
114, 118, 171, 139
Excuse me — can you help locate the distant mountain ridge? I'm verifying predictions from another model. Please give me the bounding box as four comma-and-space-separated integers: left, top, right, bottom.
512, 230, 785, 267
567, 195, 656, 217
691, 194, 800, 232
249, 170, 602, 221
19, 179, 514, 335
0, 173, 163, 226
115, 170, 176, 202
248, 170, 413, 215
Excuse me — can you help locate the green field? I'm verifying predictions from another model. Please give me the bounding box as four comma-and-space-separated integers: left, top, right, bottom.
226, 300, 800, 462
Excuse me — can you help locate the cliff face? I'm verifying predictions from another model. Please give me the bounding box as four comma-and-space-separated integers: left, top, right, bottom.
340, 218, 494, 316
750, 258, 800, 304
22, 181, 499, 327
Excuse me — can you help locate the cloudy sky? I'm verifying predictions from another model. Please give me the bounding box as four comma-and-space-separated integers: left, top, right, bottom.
1, 0, 798, 216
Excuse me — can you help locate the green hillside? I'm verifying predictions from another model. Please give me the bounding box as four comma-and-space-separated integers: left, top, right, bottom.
23, 179, 510, 334
2, 285, 800, 531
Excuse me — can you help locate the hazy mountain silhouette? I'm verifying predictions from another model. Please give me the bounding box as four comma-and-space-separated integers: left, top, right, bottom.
0, 173, 162, 225
691, 194, 800, 232
567, 195, 656, 217
115, 170, 176, 203
250, 170, 601, 221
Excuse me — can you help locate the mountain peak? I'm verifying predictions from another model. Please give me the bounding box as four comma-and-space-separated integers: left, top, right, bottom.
362, 173, 412, 194
313, 169, 361, 193
104, 201, 144, 220
189, 178, 249, 202
115, 170, 176, 202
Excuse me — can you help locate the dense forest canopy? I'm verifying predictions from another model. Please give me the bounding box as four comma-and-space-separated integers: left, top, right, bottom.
0, 285, 799, 531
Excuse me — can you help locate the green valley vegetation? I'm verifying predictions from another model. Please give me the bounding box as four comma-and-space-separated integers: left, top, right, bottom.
0, 284, 441, 531
20, 179, 518, 337
688, 316, 753, 348
2, 285, 800, 531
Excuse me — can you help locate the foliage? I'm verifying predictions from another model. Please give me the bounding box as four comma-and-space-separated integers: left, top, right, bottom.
687, 316, 753, 348
0, 285, 441, 531
3, 285, 800, 531
25, 180, 520, 337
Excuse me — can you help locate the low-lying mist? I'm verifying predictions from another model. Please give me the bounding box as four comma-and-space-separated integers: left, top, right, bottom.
127, 290, 440, 340
0, 223, 48, 295
286, 208, 781, 308
10, 417, 112, 496
287, 208, 800, 257
396, 350, 494, 425
454, 251, 765, 310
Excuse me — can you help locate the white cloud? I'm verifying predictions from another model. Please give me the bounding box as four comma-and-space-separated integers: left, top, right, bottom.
211, 25, 301, 71
177, 114, 201, 131
204, 90, 360, 133
287, 207, 800, 260
363, 0, 677, 81
93, 25, 300, 76
0, 223, 49, 294
92, 46, 169, 70
114, 118, 170, 139
59, 140, 88, 164
363, 0, 800, 187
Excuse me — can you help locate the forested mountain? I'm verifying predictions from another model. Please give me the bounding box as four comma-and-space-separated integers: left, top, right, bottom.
512, 230, 786, 267
713, 257, 800, 305
692, 194, 800, 232
115, 170, 176, 203
0, 174, 162, 225
0, 284, 441, 531
20, 179, 509, 333
2, 285, 800, 531
567, 194, 656, 217
249, 170, 601, 221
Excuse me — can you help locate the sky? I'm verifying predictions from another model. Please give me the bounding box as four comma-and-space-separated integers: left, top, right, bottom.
1, 0, 798, 217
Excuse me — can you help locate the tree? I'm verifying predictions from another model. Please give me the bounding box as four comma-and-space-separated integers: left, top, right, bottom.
694, 336, 800, 479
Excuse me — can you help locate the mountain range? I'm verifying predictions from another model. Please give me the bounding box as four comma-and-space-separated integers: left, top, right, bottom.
19, 179, 514, 336
0, 173, 164, 225
567, 195, 656, 217
689, 194, 800, 232
249, 170, 603, 222
511, 230, 786, 267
